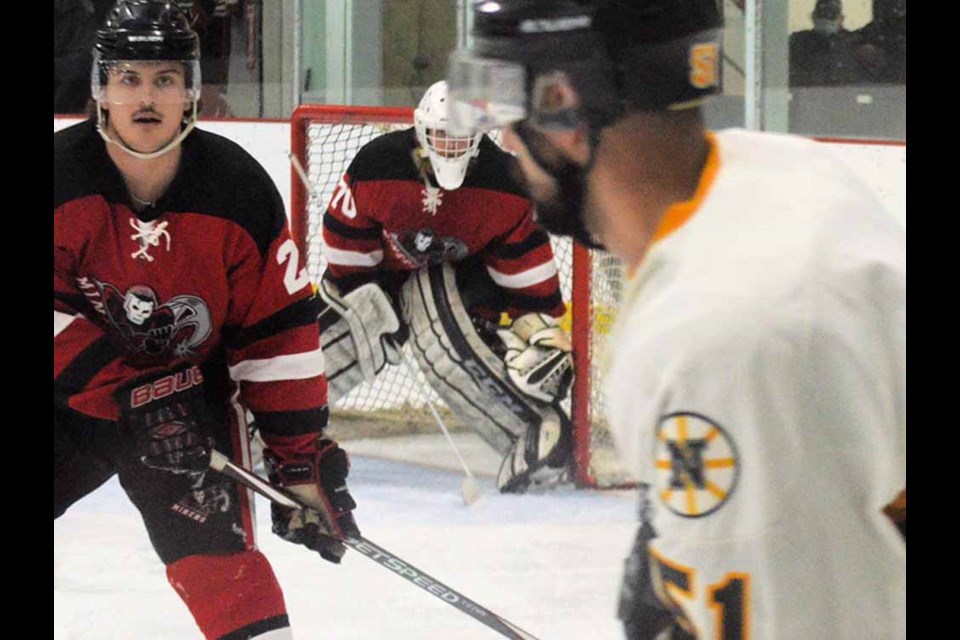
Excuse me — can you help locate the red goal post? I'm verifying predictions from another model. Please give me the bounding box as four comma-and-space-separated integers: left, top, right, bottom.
290, 104, 634, 489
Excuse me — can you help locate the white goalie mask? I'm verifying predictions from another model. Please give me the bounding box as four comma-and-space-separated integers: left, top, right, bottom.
414, 81, 481, 190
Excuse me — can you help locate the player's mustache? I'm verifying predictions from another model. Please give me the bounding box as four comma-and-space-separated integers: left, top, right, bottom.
133, 108, 162, 120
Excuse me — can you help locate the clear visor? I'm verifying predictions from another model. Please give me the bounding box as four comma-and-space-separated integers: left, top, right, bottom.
91, 54, 201, 105
448, 49, 583, 135
447, 49, 527, 135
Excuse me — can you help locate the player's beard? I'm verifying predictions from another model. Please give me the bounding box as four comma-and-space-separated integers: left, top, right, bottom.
513, 123, 604, 249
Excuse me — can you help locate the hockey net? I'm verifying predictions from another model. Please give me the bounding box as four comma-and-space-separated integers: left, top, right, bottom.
290, 105, 634, 488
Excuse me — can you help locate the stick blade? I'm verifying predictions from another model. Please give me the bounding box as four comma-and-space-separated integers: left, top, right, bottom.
461, 476, 483, 506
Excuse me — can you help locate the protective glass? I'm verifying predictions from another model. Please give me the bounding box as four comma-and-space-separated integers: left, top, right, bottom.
92, 54, 201, 105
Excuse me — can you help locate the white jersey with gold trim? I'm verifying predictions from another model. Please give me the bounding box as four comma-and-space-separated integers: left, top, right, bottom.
605, 129, 906, 639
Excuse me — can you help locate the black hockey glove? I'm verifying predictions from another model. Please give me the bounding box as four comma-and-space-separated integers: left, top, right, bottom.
265, 438, 361, 564
619, 499, 695, 640
116, 365, 214, 474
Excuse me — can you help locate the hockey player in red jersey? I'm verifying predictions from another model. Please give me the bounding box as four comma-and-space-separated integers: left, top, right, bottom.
53, 2, 359, 638
319, 80, 575, 494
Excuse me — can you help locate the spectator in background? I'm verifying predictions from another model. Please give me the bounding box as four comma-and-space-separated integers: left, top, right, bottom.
789, 0, 863, 87
855, 0, 906, 84
55, 0, 99, 113
177, 1, 239, 116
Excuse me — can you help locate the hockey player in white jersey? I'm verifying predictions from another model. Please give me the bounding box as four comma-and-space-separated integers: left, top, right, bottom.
449, 1, 906, 638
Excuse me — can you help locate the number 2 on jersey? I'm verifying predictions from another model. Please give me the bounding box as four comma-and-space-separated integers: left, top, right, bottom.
277, 239, 311, 295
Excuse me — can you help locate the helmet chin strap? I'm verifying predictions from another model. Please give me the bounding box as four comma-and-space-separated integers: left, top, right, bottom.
96, 101, 198, 160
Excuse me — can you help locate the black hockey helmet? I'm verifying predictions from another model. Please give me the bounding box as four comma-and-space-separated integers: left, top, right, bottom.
91, 1, 202, 160
448, 0, 724, 134
95, 0, 199, 62
92, 0, 201, 99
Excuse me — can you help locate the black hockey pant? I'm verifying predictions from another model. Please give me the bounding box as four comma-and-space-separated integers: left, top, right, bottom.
53, 404, 253, 565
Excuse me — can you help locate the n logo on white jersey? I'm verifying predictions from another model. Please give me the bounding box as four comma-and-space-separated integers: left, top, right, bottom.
654, 412, 739, 518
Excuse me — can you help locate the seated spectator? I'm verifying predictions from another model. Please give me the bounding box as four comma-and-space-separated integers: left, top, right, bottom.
789, 0, 863, 87
854, 0, 906, 84
54, 0, 98, 114
177, 1, 239, 117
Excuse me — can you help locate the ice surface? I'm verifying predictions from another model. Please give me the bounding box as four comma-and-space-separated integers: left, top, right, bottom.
54, 433, 639, 639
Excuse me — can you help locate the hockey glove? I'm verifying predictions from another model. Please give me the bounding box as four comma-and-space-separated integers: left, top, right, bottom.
619, 489, 695, 640
116, 365, 213, 474
265, 438, 361, 564
497, 312, 573, 404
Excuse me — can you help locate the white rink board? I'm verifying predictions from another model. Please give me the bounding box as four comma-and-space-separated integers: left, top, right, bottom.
55, 117, 907, 229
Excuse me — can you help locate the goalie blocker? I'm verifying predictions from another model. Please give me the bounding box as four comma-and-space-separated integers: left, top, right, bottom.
317, 277, 403, 403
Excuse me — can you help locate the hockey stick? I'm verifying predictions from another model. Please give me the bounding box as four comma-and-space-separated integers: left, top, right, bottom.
397, 351, 483, 505
289, 151, 483, 506
209, 450, 541, 640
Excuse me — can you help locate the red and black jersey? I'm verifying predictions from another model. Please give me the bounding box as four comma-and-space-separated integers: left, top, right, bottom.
322, 128, 564, 320
54, 120, 326, 445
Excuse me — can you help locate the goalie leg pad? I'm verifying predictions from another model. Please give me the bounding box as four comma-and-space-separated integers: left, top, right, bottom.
318, 278, 401, 404
401, 264, 557, 456
496, 405, 574, 494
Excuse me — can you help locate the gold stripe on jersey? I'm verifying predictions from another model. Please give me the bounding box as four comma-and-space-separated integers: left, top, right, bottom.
651, 133, 722, 244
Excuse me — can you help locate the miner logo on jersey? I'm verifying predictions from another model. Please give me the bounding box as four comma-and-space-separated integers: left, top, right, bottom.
172, 481, 234, 525
654, 412, 739, 518
80, 277, 212, 360
388, 228, 468, 269
123, 285, 158, 325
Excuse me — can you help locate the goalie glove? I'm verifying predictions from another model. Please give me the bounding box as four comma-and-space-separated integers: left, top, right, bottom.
116, 365, 214, 475
497, 312, 573, 404
265, 438, 361, 564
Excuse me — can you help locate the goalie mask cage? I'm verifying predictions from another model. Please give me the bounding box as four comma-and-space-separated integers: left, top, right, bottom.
290, 104, 635, 489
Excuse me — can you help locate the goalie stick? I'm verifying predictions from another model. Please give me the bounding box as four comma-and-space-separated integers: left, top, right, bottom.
209, 449, 542, 640
397, 350, 483, 505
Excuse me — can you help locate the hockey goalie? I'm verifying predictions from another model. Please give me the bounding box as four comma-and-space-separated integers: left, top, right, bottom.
317, 81, 574, 494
